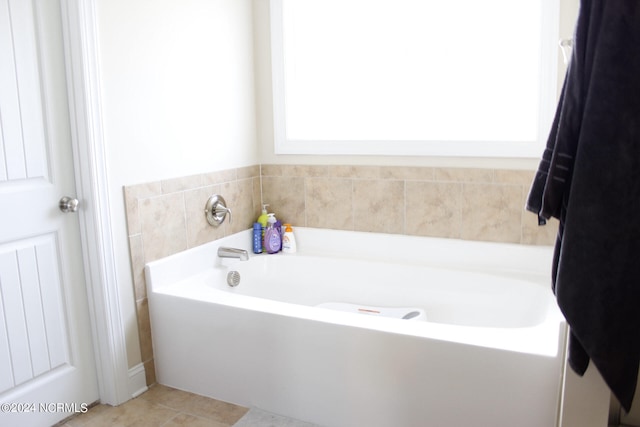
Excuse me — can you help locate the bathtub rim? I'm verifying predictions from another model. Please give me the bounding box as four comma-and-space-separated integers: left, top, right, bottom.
146, 227, 556, 282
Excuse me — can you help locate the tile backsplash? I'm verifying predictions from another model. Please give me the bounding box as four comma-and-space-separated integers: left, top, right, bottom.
124, 163, 557, 386
260, 164, 556, 244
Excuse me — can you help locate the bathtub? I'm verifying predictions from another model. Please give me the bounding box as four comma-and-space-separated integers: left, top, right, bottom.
145, 228, 567, 427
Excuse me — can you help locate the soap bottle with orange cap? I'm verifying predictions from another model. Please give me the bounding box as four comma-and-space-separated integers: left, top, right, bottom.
282, 224, 297, 254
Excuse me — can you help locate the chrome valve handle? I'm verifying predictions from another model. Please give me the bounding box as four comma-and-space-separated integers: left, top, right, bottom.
205, 194, 231, 226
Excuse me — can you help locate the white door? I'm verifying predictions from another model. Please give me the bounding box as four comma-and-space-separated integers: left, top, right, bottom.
0, 0, 99, 426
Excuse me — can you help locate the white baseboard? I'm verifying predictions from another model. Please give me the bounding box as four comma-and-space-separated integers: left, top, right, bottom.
128, 363, 148, 398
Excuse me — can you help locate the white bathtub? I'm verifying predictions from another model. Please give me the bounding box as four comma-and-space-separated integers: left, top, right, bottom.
145, 228, 567, 427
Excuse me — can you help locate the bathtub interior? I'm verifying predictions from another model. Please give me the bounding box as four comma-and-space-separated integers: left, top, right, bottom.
217, 253, 553, 329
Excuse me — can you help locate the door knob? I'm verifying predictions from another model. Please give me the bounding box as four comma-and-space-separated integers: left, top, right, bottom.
59, 196, 79, 213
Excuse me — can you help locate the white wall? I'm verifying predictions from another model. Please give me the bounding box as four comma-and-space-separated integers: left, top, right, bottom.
95, 0, 258, 367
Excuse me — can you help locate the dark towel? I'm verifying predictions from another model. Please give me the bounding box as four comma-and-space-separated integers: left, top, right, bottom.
526, 0, 640, 412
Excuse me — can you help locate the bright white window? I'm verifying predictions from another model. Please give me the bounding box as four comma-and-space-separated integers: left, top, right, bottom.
270, 0, 559, 157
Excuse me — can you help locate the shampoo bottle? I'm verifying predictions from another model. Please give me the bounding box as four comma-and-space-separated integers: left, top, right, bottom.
252, 222, 262, 254
264, 214, 281, 254
282, 224, 297, 254
257, 204, 269, 250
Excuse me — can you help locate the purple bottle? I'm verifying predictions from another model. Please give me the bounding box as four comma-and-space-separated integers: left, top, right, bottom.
264, 214, 281, 254
274, 220, 283, 252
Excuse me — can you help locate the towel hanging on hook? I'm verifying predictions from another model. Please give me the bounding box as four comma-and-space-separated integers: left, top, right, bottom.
527, 0, 640, 413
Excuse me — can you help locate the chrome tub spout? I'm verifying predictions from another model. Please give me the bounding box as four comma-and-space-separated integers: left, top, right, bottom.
217, 247, 249, 261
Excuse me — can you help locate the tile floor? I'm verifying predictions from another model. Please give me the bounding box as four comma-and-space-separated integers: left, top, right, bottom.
59, 384, 248, 427
57, 385, 622, 427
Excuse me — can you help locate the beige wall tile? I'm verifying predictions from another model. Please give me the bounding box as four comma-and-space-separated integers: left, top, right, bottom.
220, 181, 253, 236
237, 165, 260, 180
329, 165, 381, 179
202, 169, 237, 186
494, 169, 536, 186
435, 167, 493, 183
124, 190, 141, 237
144, 359, 156, 386
260, 164, 284, 176
381, 166, 435, 181
184, 185, 227, 248
139, 193, 188, 262
124, 182, 162, 236
261, 176, 306, 226
522, 214, 558, 245
461, 183, 523, 243
252, 176, 262, 217
125, 181, 163, 201
220, 180, 256, 234
353, 179, 404, 233
306, 178, 353, 230
161, 174, 202, 194
406, 181, 462, 238
276, 164, 328, 177
136, 298, 153, 363
129, 234, 146, 300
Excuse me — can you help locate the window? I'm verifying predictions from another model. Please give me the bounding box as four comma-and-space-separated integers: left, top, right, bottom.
270, 0, 559, 157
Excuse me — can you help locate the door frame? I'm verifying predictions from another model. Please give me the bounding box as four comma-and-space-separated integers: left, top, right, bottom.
59, 0, 133, 406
